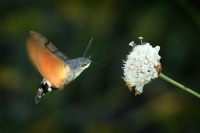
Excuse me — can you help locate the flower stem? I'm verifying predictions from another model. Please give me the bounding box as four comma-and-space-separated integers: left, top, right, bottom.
159, 73, 200, 99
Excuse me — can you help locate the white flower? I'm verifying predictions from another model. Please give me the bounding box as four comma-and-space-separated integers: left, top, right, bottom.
123, 38, 162, 95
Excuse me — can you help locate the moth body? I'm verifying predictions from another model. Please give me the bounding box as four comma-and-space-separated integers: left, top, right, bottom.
27, 31, 91, 104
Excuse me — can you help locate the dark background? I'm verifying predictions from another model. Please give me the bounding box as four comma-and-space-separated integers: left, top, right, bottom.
0, 0, 200, 133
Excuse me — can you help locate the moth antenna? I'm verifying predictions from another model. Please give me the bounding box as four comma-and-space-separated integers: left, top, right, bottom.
83, 37, 93, 58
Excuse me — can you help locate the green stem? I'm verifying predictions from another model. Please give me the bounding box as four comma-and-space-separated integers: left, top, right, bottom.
159, 73, 200, 99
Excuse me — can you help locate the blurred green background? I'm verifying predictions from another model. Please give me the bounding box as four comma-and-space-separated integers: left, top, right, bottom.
0, 0, 200, 133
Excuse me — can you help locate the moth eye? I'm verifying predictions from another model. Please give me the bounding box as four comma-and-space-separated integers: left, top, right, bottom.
80, 63, 87, 67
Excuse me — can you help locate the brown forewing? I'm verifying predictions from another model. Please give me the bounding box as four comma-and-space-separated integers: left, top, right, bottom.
27, 31, 71, 89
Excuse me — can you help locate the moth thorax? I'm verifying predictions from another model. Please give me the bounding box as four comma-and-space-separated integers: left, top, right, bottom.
67, 57, 91, 80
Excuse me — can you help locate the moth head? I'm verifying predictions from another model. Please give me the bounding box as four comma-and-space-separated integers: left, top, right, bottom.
79, 57, 91, 70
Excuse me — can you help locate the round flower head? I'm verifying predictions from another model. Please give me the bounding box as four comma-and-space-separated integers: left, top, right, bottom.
123, 37, 162, 95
